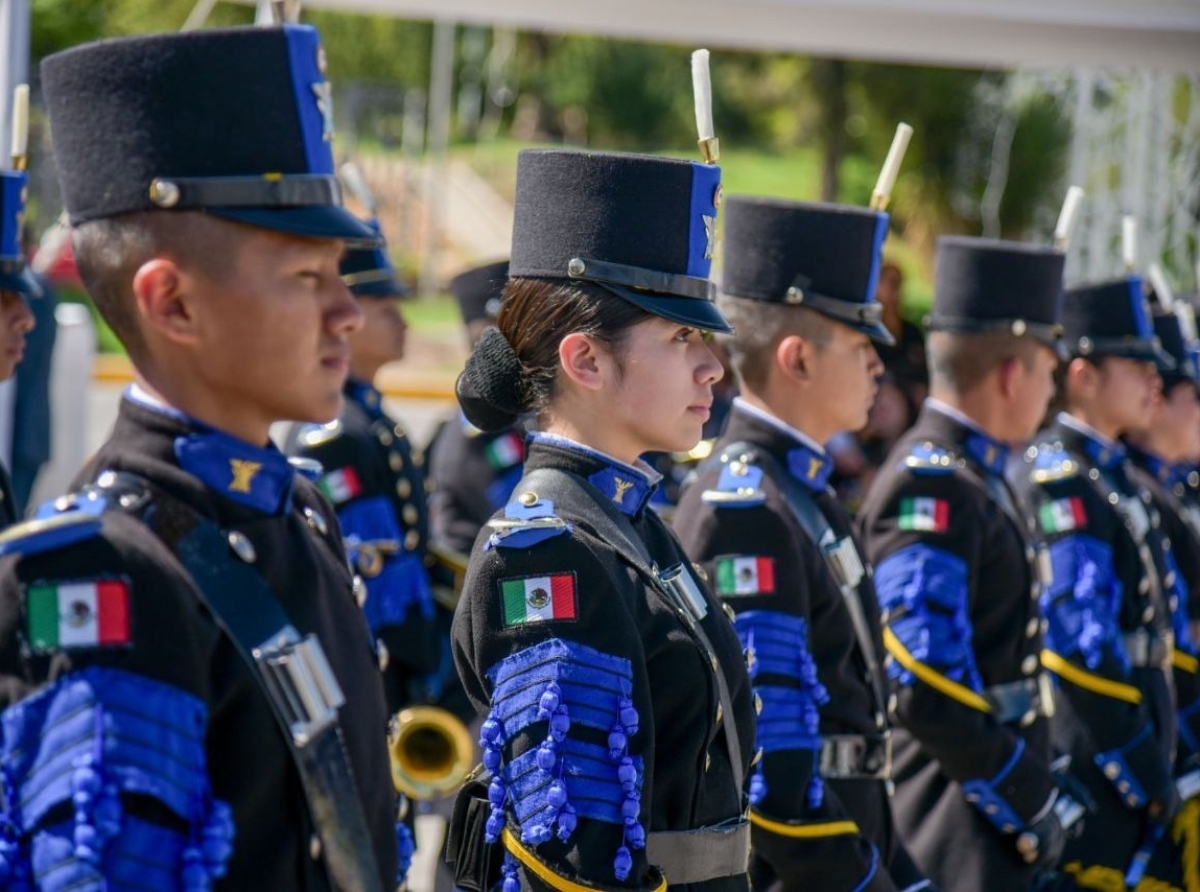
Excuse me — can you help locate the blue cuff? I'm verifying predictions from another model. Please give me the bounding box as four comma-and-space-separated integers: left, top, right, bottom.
961, 739, 1028, 834
1093, 727, 1151, 809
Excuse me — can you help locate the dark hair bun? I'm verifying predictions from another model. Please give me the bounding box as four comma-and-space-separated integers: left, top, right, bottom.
455, 327, 527, 431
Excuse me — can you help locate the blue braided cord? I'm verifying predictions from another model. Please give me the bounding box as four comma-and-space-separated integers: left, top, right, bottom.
961, 739, 1028, 833
849, 844, 881, 892
507, 738, 644, 829
1093, 726, 1150, 808
753, 685, 822, 753
733, 612, 827, 697
486, 639, 633, 738
876, 545, 982, 691
1042, 535, 1128, 672
31, 815, 189, 892
2, 668, 212, 829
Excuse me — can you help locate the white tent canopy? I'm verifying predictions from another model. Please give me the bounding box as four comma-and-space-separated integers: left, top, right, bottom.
284, 0, 1200, 72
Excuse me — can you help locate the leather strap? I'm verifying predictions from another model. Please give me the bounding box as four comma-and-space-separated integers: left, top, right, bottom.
91, 470, 386, 892
520, 467, 747, 807
645, 820, 750, 885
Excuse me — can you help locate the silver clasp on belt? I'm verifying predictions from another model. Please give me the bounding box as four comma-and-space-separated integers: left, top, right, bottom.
254, 626, 346, 747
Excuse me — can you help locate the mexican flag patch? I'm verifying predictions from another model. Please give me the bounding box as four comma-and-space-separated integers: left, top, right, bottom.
485, 432, 524, 470
26, 579, 131, 650
500, 574, 578, 627
716, 556, 776, 596
319, 466, 362, 504
898, 497, 950, 532
1040, 496, 1086, 533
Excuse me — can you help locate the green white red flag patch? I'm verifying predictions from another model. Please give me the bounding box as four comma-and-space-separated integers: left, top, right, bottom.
26, 579, 131, 650
501, 573, 578, 627
715, 555, 776, 596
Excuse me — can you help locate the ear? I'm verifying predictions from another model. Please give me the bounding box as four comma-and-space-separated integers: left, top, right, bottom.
557, 331, 606, 393
1064, 356, 1095, 399
996, 356, 1022, 400
131, 258, 200, 347
776, 334, 814, 385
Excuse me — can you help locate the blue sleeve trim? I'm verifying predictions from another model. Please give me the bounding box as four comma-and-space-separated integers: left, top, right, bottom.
850, 843, 881, 892
338, 493, 403, 542
753, 685, 822, 753
0, 667, 234, 888
480, 638, 643, 883
875, 545, 982, 692
733, 611, 827, 692
961, 739, 1028, 835
340, 494, 435, 630
1093, 726, 1151, 809
1042, 535, 1127, 671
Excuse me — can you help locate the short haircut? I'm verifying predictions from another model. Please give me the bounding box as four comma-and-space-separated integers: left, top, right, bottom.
716, 293, 835, 392
927, 329, 1044, 394
72, 210, 244, 360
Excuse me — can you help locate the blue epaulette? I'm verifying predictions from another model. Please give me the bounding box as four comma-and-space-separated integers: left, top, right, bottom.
701, 456, 767, 508
1028, 443, 1079, 484
485, 492, 572, 551
0, 491, 107, 559
903, 442, 958, 476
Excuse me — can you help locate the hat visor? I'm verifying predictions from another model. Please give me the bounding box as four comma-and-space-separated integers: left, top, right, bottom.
599, 283, 734, 335
849, 318, 896, 347
1087, 340, 1175, 370
0, 267, 43, 300
206, 205, 381, 246
350, 278, 410, 299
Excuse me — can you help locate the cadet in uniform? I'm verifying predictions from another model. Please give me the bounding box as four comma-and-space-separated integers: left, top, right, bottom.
447, 148, 756, 892
426, 260, 527, 555
0, 122, 39, 526
674, 197, 929, 891
1016, 275, 1184, 888
286, 221, 445, 714
0, 27, 399, 889
859, 237, 1074, 891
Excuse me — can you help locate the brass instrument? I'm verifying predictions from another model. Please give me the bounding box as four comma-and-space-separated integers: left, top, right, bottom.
388, 705, 476, 800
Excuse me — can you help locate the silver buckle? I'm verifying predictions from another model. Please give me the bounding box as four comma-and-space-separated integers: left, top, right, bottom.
659, 563, 709, 621
254, 626, 346, 748
819, 733, 891, 779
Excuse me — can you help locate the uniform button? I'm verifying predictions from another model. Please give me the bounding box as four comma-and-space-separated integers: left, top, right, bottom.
715, 703, 724, 725
310, 833, 322, 860
1164, 537, 1173, 552
389, 452, 404, 472
394, 424, 406, 440
425, 479, 435, 495
1025, 547, 1036, 562
1089, 469, 1100, 481
1026, 618, 1040, 638
403, 504, 419, 526
888, 694, 898, 714
377, 639, 390, 671
1109, 493, 1120, 506
1041, 618, 1049, 634
405, 530, 421, 551
352, 575, 368, 607
965, 792, 981, 803
377, 429, 394, 447
227, 530, 257, 563
985, 804, 999, 815
1142, 607, 1155, 623
705, 753, 712, 771
1151, 511, 1161, 529
413, 452, 425, 469
518, 491, 539, 507
721, 603, 737, 623
1021, 654, 1039, 675
1139, 579, 1151, 596
1117, 780, 1130, 794
1103, 761, 1121, 779
754, 693, 763, 715
876, 712, 886, 730
304, 506, 328, 536
397, 478, 412, 499
1172, 596, 1180, 611
1165, 572, 1177, 589
1020, 710, 1037, 727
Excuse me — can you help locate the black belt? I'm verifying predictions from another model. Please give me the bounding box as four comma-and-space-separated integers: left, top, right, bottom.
984, 673, 1055, 725
819, 733, 891, 780
1123, 629, 1173, 670
645, 820, 751, 885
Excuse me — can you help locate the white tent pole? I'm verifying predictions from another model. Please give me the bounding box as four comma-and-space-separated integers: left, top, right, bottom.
0, 0, 30, 165
417, 18, 455, 297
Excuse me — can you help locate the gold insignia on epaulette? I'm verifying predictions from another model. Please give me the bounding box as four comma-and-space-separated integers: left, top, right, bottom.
298, 420, 342, 447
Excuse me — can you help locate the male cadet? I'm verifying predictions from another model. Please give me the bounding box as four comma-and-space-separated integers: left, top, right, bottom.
0, 27, 399, 889
426, 260, 526, 555
858, 236, 1074, 891
0, 121, 39, 525
1017, 273, 1189, 889
675, 197, 931, 892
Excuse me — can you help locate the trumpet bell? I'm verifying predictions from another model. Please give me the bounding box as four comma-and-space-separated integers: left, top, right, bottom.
389, 705, 476, 801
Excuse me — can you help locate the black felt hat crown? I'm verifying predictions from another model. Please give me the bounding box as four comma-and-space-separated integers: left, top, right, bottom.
339, 219, 406, 297
1151, 308, 1200, 383
450, 260, 509, 326
929, 237, 1066, 355
720, 197, 893, 344
508, 149, 731, 333
1062, 276, 1172, 368
41, 25, 375, 243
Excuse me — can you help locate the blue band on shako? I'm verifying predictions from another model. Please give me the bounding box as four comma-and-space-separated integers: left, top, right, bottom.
1, 172, 26, 262
480, 638, 644, 882
0, 667, 234, 888
1127, 275, 1154, 340
283, 25, 335, 176
686, 162, 721, 278
861, 211, 890, 305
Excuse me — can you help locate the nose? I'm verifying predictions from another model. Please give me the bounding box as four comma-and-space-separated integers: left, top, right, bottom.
867, 343, 884, 378
15, 298, 35, 335
697, 339, 724, 386
329, 280, 364, 336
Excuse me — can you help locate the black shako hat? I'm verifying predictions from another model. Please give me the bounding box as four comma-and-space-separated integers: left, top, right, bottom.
340, 219, 407, 297
0, 171, 40, 299
508, 149, 731, 334
720, 197, 893, 344
1062, 275, 1173, 369
929, 236, 1066, 356
41, 25, 376, 244
1151, 307, 1199, 383
450, 260, 509, 326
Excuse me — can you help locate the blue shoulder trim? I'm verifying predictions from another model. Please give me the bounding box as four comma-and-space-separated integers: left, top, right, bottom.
0, 667, 233, 888
1093, 727, 1151, 809
0, 492, 107, 559
876, 545, 982, 692
485, 497, 572, 551
701, 460, 767, 508
903, 443, 956, 476
1041, 535, 1127, 671
479, 638, 643, 882
962, 739, 1029, 835
340, 495, 434, 632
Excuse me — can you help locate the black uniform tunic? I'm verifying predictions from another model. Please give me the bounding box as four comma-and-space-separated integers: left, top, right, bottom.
1016, 415, 1180, 887
674, 400, 928, 891
0, 462, 17, 527
858, 402, 1058, 892
452, 435, 756, 891
0, 394, 397, 890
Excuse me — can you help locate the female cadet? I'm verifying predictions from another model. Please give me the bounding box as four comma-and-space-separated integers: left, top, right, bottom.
446, 145, 756, 892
